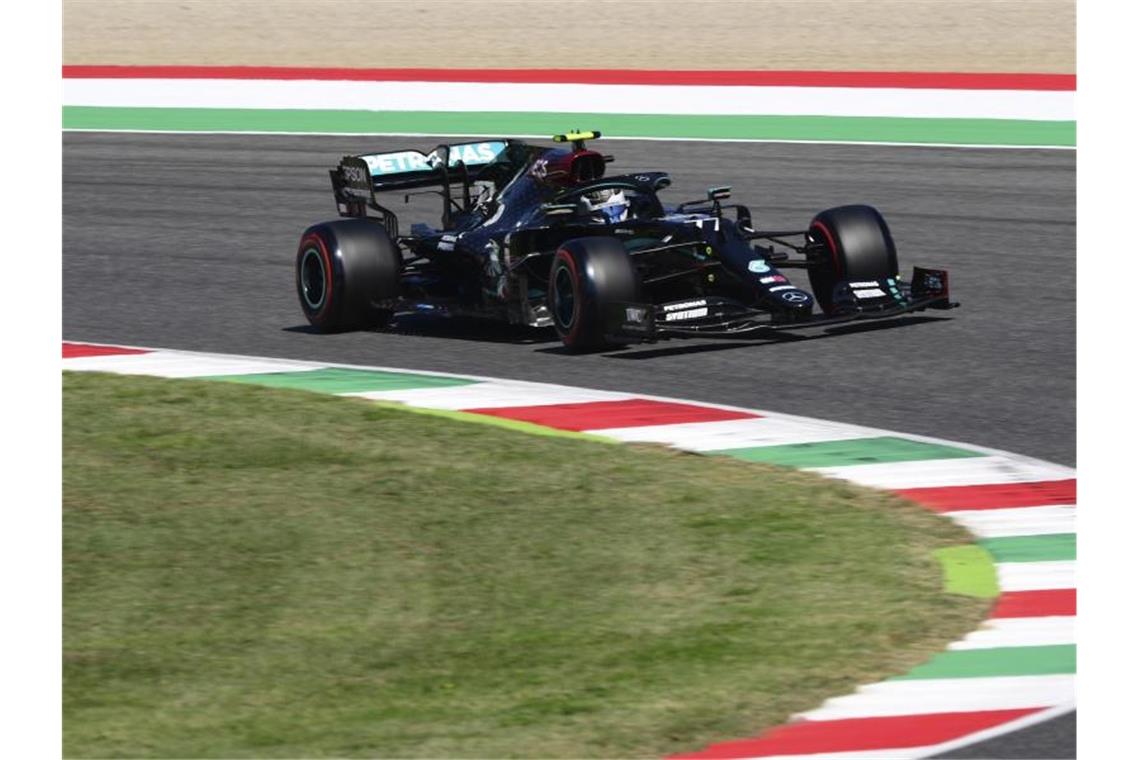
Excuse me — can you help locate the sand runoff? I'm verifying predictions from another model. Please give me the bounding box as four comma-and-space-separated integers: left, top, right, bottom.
64, 0, 1073, 73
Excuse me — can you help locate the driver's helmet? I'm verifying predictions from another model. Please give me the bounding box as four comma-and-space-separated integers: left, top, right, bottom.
578, 188, 630, 223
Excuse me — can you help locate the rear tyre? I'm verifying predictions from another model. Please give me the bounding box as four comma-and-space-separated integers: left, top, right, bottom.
807, 204, 899, 313
296, 219, 402, 332
548, 237, 641, 352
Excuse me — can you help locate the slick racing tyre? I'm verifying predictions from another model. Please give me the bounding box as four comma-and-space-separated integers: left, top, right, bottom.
548, 237, 641, 352
807, 204, 899, 314
296, 219, 402, 332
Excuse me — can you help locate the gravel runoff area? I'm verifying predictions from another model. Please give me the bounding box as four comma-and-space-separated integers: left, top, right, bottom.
63, 0, 1074, 73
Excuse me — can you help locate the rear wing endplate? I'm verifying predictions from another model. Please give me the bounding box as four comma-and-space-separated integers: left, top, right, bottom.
330, 156, 400, 238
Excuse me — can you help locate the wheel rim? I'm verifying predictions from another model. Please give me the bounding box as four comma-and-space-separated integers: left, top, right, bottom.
300, 247, 327, 311
552, 264, 576, 329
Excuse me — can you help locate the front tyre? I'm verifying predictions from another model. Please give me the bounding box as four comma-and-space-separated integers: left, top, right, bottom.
296, 219, 402, 332
548, 237, 641, 352
807, 204, 899, 314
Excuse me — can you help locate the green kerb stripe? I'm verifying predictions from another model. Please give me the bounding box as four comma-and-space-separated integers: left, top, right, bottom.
62, 107, 1077, 147
205, 367, 478, 394
980, 533, 1076, 563
711, 436, 982, 468
933, 545, 999, 598
894, 644, 1076, 680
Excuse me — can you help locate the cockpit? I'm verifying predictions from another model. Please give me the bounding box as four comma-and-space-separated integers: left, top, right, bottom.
554, 181, 665, 223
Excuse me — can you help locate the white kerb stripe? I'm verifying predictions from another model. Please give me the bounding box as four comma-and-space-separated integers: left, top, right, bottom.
345, 382, 633, 409
809, 456, 1073, 489
948, 616, 1075, 650
944, 505, 1076, 538
586, 417, 877, 451
63, 79, 1076, 121
61, 350, 316, 378
794, 674, 1074, 720
996, 561, 1076, 592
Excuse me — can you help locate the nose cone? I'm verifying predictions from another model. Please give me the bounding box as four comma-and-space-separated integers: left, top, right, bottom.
771, 288, 814, 311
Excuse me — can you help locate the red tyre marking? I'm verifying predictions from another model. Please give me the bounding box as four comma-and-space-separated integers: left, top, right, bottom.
299, 232, 335, 319
552, 247, 583, 345
809, 220, 842, 278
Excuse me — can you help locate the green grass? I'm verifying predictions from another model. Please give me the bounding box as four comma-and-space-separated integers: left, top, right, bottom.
63, 372, 988, 758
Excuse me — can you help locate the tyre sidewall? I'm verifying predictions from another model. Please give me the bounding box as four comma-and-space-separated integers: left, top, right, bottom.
297, 229, 346, 328
550, 248, 587, 346
808, 204, 899, 313
295, 220, 401, 332
548, 237, 640, 351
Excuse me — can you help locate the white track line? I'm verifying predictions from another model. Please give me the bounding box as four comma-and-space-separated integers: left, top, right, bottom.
60, 128, 1078, 150
64, 79, 1076, 121
793, 674, 1075, 721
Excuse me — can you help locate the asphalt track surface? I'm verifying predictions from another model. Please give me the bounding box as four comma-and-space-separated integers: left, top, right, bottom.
63, 132, 1076, 758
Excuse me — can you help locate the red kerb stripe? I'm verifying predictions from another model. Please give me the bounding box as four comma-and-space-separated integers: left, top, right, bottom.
670, 708, 1042, 758
464, 399, 758, 431
63, 342, 151, 358
992, 589, 1076, 618
894, 479, 1076, 512
61, 65, 1076, 91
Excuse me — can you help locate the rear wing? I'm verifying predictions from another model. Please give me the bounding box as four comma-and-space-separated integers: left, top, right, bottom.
329, 139, 526, 233
363, 141, 511, 190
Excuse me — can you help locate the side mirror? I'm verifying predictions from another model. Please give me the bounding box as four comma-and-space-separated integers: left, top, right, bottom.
706, 186, 731, 218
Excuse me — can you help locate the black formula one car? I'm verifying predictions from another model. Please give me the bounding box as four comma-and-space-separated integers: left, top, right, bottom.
295, 131, 956, 350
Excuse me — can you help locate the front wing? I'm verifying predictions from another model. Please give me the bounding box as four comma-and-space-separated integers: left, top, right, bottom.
606, 267, 957, 341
